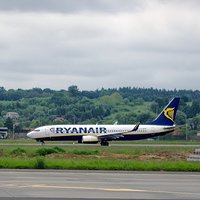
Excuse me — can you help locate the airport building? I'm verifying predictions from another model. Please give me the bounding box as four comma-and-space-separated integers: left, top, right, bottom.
0, 127, 8, 139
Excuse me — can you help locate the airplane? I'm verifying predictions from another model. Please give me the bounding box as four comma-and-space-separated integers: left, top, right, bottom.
27, 97, 180, 146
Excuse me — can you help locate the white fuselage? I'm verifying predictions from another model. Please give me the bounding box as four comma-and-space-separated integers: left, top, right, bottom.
27, 124, 175, 141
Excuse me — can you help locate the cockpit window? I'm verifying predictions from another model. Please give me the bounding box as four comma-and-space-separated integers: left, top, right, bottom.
34, 129, 40, 132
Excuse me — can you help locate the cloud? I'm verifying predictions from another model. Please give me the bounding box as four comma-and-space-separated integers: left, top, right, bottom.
0, 0, 143, 13
0, 0, 200, 90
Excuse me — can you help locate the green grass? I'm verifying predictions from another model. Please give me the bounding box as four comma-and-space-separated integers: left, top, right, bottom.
0, 140, 199, 171
0, 157, 199, 171
35, 146, 65, 156
69, 149, 100, 155
35, 157, 45, 169
0, 157, 35, 169
0, 144, 195, 157
10, 148, 27, 156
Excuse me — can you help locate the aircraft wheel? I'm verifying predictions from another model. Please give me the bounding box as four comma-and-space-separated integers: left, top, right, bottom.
100, 140, 109, 146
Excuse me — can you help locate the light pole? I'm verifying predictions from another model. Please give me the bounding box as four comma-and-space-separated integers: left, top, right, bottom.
12, 122, 19, 140
185, 116, 188, 141
12, 123, 15, 139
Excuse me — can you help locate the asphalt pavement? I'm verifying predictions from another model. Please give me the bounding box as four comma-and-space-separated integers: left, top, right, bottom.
0, 169, 200, 199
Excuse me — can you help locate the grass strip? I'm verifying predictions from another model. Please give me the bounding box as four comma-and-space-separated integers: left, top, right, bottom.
0, 157, 35, 169
0, 157, 200, 171
1, 139, 200, 145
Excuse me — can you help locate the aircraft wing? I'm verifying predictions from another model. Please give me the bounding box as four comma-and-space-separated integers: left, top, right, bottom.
98, 122, 140, 140
98, 132, 124, 140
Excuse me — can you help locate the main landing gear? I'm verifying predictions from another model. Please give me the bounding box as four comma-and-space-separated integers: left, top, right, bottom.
100, 140, 109, 146
36, 139, 45, 145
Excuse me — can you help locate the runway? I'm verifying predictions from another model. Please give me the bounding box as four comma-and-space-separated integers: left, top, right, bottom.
1, 142, 200, 147
0, 170, 200, 199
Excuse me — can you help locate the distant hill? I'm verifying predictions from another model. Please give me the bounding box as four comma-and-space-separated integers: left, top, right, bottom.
0, 86, 200, 101
0, 85, 199, 140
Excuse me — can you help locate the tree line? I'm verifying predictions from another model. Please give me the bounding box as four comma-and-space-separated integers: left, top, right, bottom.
0, 85, 200, 139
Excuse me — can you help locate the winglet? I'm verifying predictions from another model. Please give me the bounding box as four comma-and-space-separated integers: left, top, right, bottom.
132, 122, 140, 131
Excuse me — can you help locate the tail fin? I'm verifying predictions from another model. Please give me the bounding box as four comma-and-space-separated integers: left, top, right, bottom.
146, 97, 180, 126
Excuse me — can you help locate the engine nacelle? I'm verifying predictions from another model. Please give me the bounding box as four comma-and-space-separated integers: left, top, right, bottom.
82, 135, 98, 144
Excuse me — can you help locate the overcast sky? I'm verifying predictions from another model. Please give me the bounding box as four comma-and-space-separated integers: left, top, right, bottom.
0, 0, 200, 91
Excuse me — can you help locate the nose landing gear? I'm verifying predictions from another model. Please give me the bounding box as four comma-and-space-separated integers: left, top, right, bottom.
36, 139, 45, 145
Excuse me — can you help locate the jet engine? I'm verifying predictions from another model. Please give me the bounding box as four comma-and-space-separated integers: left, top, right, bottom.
82, 135, 98, 144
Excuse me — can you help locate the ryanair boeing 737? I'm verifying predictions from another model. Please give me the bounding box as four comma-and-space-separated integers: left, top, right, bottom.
27, 97, 180, 146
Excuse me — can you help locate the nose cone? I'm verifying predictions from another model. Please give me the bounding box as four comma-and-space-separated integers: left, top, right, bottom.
27, 131, 34, 138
